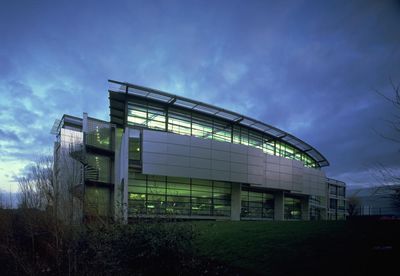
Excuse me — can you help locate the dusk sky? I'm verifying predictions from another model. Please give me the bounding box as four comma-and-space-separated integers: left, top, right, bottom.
0, 0, 399, 193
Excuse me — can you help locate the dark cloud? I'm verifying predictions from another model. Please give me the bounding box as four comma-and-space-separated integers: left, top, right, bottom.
0, 0, 399, 190
0, 129, 20, 143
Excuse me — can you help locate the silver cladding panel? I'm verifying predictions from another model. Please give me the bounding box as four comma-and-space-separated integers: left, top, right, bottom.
142, 130, 326, 196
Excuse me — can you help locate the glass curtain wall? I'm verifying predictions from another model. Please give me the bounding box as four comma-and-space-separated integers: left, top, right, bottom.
241, 189, 274, 219
86, 154, 112, 183
84, 186, 111, 217
126, 100, 318, 168
128, 170, 231, 217
284, 196, 302, 220
86, 118, 112, 150
309, 195, 326, 220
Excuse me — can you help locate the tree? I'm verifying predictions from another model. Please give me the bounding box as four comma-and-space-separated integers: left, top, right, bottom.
15, 150, 83, 273
17, 156, 54, 210
346, 195, 360, 217
374, 79, 400, 210
53, 143, 84, 224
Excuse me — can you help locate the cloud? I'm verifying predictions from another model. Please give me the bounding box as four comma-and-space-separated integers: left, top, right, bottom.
222, 62, 248, 85
0, 0, 399, 192
0, 129, 20, 143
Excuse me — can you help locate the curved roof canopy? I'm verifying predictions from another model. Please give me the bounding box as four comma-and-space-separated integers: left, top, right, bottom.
108, 79, 329, 167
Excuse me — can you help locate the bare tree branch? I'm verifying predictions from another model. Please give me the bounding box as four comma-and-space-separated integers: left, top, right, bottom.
373, 79, 400, 209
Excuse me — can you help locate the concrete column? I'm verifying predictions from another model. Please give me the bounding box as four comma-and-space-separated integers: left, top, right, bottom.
231, 182, 241, 221
80, 112, 88, 224
274, 191, 284, 221
121, 128, 130, 224
82, 112, 88, 185
301, 196, 310, 221
82, 112, 88, 133
113, 127, 123, 222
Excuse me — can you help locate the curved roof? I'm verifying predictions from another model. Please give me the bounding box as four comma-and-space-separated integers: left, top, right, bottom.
108, 79, 329, 167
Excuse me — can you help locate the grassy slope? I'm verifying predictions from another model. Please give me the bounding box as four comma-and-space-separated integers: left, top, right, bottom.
192, 220, 400, 275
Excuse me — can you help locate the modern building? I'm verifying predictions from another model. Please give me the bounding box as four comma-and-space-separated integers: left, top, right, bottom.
52, 80, 346, 223
326, 178, 346, 220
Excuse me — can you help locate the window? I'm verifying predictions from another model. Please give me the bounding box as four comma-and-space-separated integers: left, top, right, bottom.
248, 131, 263, 150
86, 154, 111, 183
241, 189, 274, 219
127, 101, 166, 131
168, 109, 191, 136
263, 138, 275, 155
232, 126, 241, 144
330, 198, 337, 209
85, 186, 111, 217
129, 138, 141, 161
284, 196, 302, 220
191, 114, 212, 139
60, 128, 83, 149
127, 170, 231, 217
338, 186, 345, 197
338, 200, 345, 210
126, 99, 321, 168
330, 185, 338, 196
86, 119, 112, 150
213, 120, 232, 142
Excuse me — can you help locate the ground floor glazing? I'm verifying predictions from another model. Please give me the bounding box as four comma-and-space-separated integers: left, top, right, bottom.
127, 169, 304, 220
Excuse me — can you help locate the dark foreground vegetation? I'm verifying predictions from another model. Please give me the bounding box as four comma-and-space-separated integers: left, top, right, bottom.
1, 209, 399, 276
193, 220, 400, 276
0, 209, 242, 275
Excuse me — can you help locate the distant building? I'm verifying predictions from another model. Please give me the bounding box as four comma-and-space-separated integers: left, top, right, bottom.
51, 80, 346, 223
347, 185, 400, 218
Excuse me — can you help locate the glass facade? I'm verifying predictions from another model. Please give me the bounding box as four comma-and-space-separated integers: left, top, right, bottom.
327, 182, 346, 220
86, 153, 112, 183
85, 186, 111, 217
329, 185, 345, 197
241, 188, 274, 219
284, 196, 302, 220
60, 128, 83, 149
330, 198, 337, 209
86, 118, 112, 150
309, 195, 325, 220
128, 170, 232, 217
52, 83, 346, 222
127, 100, 318, 168
338, 186, 345, 197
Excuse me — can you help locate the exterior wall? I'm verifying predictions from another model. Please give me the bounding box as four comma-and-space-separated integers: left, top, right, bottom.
54, 103, 347, 223
51, 80, 351, 222
141, 129, 326, 197
114, 127, 129, 223
230, 182, 241, 221
274, 191, 284, 220
301, 197, 310, 220
327, 179, 346, 220
54, 118, 347, 222
53, 129, 84, 224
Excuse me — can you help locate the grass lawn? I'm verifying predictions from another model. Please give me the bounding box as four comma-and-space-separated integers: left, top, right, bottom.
192, 220, 400, 275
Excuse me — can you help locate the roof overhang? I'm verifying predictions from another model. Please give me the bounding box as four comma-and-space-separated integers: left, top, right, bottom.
108, 79, 330, 167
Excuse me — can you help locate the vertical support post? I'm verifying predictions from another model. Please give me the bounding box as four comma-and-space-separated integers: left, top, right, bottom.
121, 127, 129, 224
231, 183, 241, 221
80, 112, 88, 224
114, 127, 122, 222
274, 191, 284, 220
301, 196, 310, 221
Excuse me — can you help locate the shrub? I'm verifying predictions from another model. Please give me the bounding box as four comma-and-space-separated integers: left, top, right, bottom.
73, 221, 197, 275
0, 210, 199, 275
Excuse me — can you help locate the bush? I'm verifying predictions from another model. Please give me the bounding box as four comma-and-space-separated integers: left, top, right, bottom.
73, 221, 197, 275
0, 209, 199, 275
